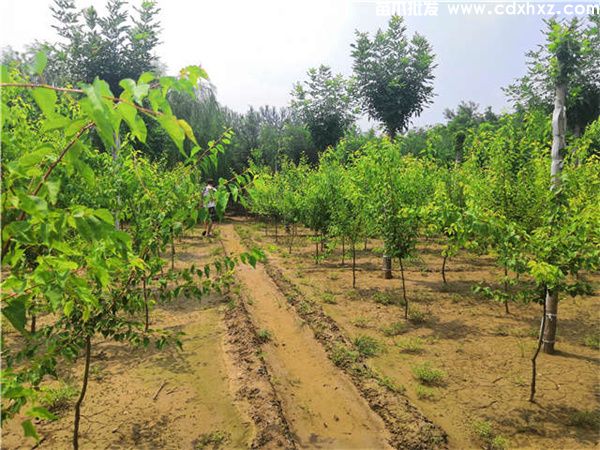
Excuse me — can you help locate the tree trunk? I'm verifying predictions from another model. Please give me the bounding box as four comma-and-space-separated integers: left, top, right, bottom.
275, 222, 278, 243
341, 236, 345, 265
364, 238, 368, 251
143, 277, 149, 332
73, 335, 92, 450
315, 234, 319, 264
541, 288, 558, 354
171, 227, 175, 271
383, 255, 392, 279
112, 133, 121, 230
352, 241, 356, 289
30, 314, 36, 334
441, 254, 448, 284
542, 83, 566, 354
530, 296, 548, 402
399, 258, 408, 319
503, 264, 510, 315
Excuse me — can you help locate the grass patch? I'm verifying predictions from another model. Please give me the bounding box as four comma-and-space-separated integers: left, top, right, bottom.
411, 362, 446, 386
397, 337, 425, 353
353, 335, 382, 357
583, 334, 600, 350
353, 316, 371, 328
297, 301, 314, 315
321, 293, 337, 304
471, 420, 509, 450
39, 382, 78, 413
408, 309, 426, 324
257, 329, 272, 343
567, 410, 600, 429
381, 321, 407, 337
331, 344, 360, 368
377, 375, 405, 394
415, 385, 437, 400
373, 292, 398, 306
194, 430, 230, 449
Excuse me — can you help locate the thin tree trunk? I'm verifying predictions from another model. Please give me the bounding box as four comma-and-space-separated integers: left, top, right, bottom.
341, 236, 345, 265
112, 133, 121, 230
364, 237, 368, 251
542, 288, 558, 354
504, 265, 510, 314
441, 254, 448, 284
352, 241, 356, 288
383, 255, 392, 279
73, 335, 91, 450
315, 233, 319, 264
30, 314, 36, 334
171, 227, 175, 271
275, 222, 278, 243
399, 258, 408, 319
530, 296, 547, 402
143, 277, 149, 332
542, 83, 566, 354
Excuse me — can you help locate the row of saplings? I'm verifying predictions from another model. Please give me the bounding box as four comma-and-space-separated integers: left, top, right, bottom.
246, 119, 599, 404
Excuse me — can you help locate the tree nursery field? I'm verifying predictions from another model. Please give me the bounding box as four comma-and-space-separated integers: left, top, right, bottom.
1, 1, 599, 449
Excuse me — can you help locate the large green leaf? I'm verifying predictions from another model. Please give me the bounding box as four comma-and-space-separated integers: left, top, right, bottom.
2, 297, 27, 333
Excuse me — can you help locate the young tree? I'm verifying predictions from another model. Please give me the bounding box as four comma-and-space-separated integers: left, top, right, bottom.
351, 15, 436, 138
291, 65, 357, 151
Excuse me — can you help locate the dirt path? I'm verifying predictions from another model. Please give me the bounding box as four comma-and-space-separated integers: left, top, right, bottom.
220, 223, 393, 449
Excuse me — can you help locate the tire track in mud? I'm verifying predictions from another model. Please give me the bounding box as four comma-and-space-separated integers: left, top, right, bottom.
220, 223, 393, 449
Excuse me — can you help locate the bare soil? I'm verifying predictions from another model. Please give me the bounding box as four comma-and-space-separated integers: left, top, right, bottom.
235, 217, 600, 450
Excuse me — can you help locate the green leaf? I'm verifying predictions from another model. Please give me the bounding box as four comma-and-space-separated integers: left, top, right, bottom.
157, 115, 185, 156
31, 51, 47, 76
1, 64, 9, 83
63, 300, 74, 317
45, 180, 61, 205
22, 419, 39, 441
27, 407, 58, 421
31, 88, 57, 118
2, 297, 27, 333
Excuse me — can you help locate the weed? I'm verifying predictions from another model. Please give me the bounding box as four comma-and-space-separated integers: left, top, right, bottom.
583, 334, 600, 350
494, 325, 510, 336
472, 420, 509, 450
408, 309, 426, 324
210, 246, 223, 257
411, 362, 446, 385
257, 329, 272, 343
373, 292, 397, 306
397, 337, 424, 353
354, 335, 381, 357
194, 430, 230, 449
415, 385, 437, 400
297, 301, 314, 315
331, 344, 360, 367
567, 410, 600, 429
347, 290, 362, 301
322, 293, 337, 304
381, 321, 407, 337
353, 316, 371, 328
377, 375, 405, 394
39, 382, 78, 412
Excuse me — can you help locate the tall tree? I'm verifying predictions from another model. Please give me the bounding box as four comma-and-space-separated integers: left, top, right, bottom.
506, 14, 600, 137
351, 15, 436, 139
50, 0, 161, 93
291, 65, 356, 151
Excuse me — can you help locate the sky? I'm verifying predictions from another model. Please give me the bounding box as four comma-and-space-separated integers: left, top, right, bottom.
1, 0, 592, 130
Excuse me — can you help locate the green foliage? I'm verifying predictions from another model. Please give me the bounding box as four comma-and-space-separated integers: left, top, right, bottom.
331, 344, 360, 368
381, 321, 407, 337
567, 410, 600, 429
415, 385, 437, 400
351, 15, 436, 137
397, 337, 424, 353
291, 65, 357, 151
411, 362, 446, 385
353, 335, 381, 357
472, 420, 510, 450
256, 329, 273, 343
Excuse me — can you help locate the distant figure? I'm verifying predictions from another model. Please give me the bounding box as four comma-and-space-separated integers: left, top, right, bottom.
202, 179, 217, 237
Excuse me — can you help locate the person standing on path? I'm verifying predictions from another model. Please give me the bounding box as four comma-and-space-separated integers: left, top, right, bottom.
202, 179, 217, 237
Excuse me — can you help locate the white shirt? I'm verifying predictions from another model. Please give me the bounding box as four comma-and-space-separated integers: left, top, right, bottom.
203, 185, 216, 208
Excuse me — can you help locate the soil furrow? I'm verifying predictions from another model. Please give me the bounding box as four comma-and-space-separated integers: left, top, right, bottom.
220, 223, 393, 449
